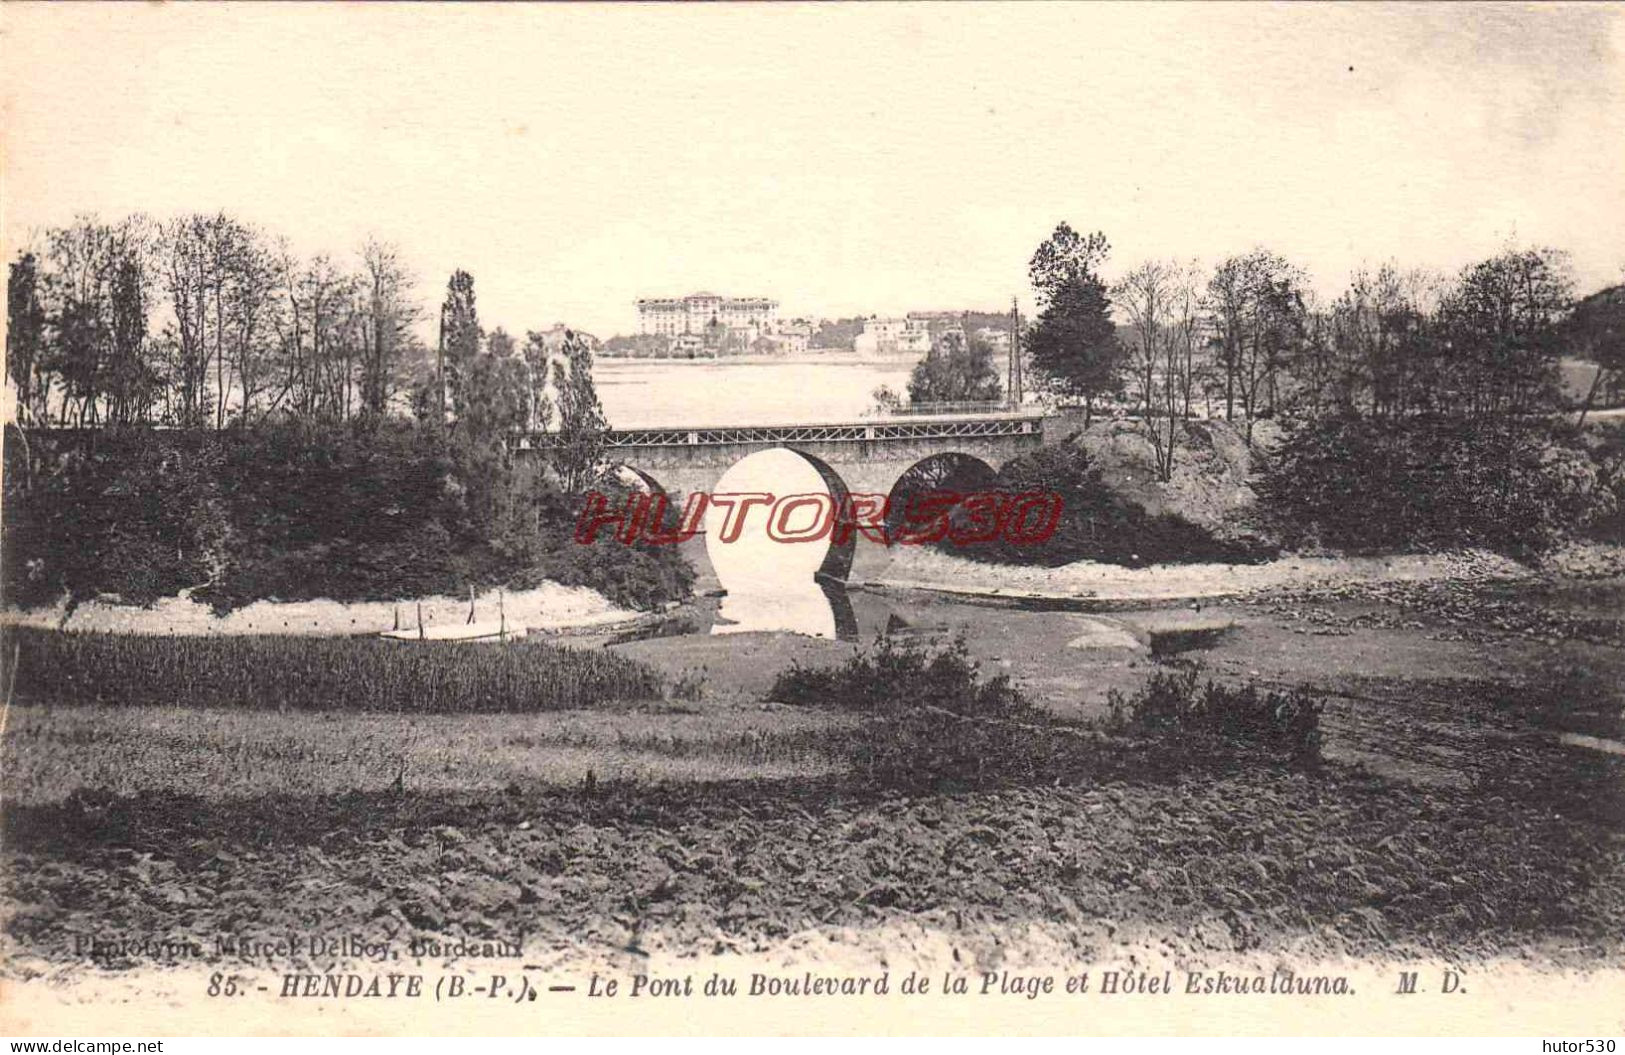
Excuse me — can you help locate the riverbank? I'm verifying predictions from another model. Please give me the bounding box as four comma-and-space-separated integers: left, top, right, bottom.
864, 546, 1535, 604
3, 546, 1583, 639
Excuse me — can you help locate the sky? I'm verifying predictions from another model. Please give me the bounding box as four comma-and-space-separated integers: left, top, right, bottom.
3, 3, 1623, 338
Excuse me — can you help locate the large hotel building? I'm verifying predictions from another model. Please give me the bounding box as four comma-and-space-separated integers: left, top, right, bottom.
636, 292, 780, 337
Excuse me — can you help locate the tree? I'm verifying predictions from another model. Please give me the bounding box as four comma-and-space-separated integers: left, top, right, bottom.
1206, 249, 1307, 443
440, 269, 481, 420
486, 327, 516, 360
549, 330, 609, 493
103, 251, 159, 426
51, 297, 107, 428
278, 252, 360, 422
870, 384, 904, 415
906, 330, 1003, 404
459, 349, 532, 449
160, 215, 217, 428
1260, 414, 1604, 557
38, 215, 161, 427
157, 213, 282, 428
1115, 260, 1204, 481
1260, 249, 1595, 559
1298, 264, 1437, 422
224, 229, 283, 426
1026, 276, 1122, 426
1434, 247, 1572, 420
355, 239, 420, 419
1029, 223, 1111, 309
3, 216, 436, 431
520, 330, 558, 433
812, 318, 865, 351
6, 252, 49, 426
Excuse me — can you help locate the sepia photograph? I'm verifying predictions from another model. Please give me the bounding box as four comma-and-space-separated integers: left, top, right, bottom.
1, 1, 1622, 1040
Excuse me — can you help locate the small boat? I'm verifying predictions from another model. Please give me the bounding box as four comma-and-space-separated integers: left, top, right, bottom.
381, 619, 527, 643
379, 590, 524, 642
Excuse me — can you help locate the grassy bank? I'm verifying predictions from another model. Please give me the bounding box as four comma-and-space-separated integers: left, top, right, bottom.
2, 626, 665, 713
0, 703, 851, 805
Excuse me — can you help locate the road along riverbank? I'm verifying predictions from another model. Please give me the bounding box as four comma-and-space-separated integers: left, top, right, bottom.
1, 582, 639, 638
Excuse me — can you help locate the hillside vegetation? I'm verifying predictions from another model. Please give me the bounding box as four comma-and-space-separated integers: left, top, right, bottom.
1069, 417, 1276, 538
1, 422, 693, 615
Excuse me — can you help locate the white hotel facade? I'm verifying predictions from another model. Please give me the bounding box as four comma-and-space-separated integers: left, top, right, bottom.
636, 292, 780, 338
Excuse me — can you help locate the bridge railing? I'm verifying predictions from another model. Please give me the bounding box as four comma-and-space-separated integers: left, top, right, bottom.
515, 412, 1045, 449
885, 400, 1021, 417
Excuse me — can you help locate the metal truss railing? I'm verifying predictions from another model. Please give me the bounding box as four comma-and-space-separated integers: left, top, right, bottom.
518, 413, 1043, 450
889, 400, 1018, 416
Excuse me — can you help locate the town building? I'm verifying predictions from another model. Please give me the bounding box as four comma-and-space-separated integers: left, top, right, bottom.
670, 334, 706, 358
854, 316, 931, 355
752, 323, 812, 356
637, 293, 780, 338
527, 323, 601, 355
973, 327, 1012, 354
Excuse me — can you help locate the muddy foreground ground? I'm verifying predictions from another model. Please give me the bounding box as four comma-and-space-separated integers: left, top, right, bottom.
2, 568, 1622, 1023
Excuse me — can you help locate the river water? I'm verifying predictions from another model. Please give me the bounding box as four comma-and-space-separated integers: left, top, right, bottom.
593, 355, 918, 427
591, 354, 963, 640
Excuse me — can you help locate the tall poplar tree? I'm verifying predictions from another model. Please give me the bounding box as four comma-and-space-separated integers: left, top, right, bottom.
440, 269, 481, 419
550, 330, 608, 493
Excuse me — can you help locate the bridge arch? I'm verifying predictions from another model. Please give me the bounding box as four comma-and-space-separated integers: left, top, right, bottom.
780, 445, 855, 584
883, 452, 1000, 542
702, 445, 855, 580
704, 445, 858, 640
605, 463, 666, 494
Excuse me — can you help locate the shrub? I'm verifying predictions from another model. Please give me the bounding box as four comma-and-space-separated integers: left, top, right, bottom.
1105, 666, 1323, 765
769, 634, 1027, 719
1258, 414, 1610, 557
1575, 419, 1625, 544
503, 486, 694, 612
771, 636, 1098, 792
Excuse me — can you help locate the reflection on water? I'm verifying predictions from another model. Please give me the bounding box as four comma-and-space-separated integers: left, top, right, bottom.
712, 576, 857, 641
704, 448, 858, 640
676, 581, 952, 646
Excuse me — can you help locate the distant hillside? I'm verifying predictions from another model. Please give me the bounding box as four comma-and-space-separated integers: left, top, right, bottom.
1560, 358, 1609, 407
961, 311, 1023, 334
1564, 284, 1625, 409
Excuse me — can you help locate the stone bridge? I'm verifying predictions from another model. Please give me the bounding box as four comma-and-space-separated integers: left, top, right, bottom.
520, 410, 1047, 498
